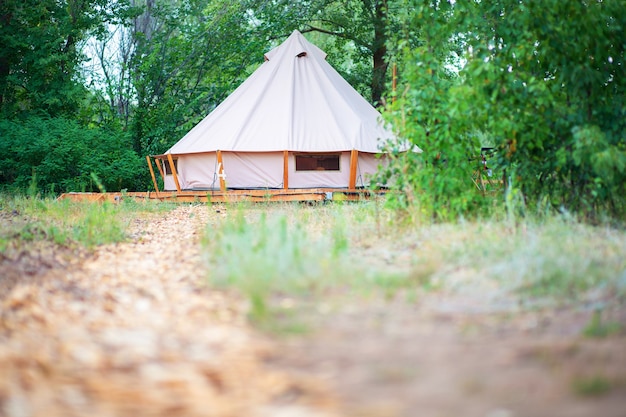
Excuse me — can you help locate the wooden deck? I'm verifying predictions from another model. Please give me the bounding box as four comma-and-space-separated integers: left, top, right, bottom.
58, 188, 384, 204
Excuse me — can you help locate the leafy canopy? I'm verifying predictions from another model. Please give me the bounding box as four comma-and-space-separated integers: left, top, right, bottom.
381, 0, 626, 220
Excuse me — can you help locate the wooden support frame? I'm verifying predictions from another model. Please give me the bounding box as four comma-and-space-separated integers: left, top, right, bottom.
392, 62, 397, 104
349, 149, 359, 190
59, 188, 387, 204
283, 150, 289, 190
154, 157, 165, 181
167, 153, 182, 193
146, 156, 160, 195
217, 150, 226, 192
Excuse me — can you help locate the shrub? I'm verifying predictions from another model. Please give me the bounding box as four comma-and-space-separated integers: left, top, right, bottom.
0, 116, 150, 193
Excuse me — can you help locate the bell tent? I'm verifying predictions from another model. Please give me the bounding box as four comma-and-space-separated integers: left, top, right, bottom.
153, 30, 407, 192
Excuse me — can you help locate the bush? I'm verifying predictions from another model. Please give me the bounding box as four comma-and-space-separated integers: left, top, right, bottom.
379, 0, 626, 221
0, 116, 150, 193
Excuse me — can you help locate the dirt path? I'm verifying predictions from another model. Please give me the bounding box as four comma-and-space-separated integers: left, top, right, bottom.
273, 295, 626, 417
1, 205, 625, 417
0, 205, 337, 417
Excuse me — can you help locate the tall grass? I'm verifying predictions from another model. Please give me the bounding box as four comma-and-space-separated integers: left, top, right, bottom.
0, 194, 174, 251
202, 201, 626, 330
202, 204, 362, 322
416, 219, 626, 302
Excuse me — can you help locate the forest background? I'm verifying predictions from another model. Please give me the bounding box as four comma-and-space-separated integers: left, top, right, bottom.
0, 0, 624, 220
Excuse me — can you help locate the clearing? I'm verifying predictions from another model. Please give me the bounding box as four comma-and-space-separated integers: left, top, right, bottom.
1, 203, 625, 417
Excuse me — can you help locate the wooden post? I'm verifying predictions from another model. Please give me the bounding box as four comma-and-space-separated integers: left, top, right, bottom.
283, 150, 289, 190
167, 153, 181, 193
146, 156, 160, 195
155, 157, 165, 181
392, 62, 397, 104
217, 150, 226, 192
349, 149, 358, 190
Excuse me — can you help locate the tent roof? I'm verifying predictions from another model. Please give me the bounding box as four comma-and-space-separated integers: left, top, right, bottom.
167, 30, 400, 155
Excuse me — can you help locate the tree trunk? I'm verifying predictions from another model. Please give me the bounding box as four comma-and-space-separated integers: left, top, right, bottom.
371, 0, 388, 107
0, 9, 12, 109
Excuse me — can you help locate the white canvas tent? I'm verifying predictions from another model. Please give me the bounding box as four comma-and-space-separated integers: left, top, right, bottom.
155, 30, 411, 192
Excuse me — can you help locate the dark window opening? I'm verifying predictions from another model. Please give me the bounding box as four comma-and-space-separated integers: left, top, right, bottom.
296, 52, 307, 58
295, 154, 340, 171
163, 158, 178, 175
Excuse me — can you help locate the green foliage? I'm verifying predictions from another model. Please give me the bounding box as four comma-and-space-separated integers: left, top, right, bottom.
572, 375, 612, 397
129, 0, 268, 155
3, 0, 623, 213
1, 195, 121, 249
203, 207, 350, 311
0, 0, 146, 193
380, 0, 626, 220
0, 193, 175, 251
0, 116, 148, 193
423, 218, 626, 301
380, 1, 493, 221
248, 0, 389, 103
201, 202, 412, 328
582, 309, 622, 339
469, 0, 626, 218
201, 203, 626, 335
0, 0, 133, 117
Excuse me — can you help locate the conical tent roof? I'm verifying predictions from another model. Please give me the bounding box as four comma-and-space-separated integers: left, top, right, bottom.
167, 30, 397, 155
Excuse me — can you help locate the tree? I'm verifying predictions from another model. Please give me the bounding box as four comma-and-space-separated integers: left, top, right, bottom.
0, 0, 147, 193
250, 0, 392, 106
382, 0, 626, 219
0, 0, 132, 117
379, 0, 485, 220
0, 116, 147, 193
127, 0, 269, 155
464, 0, 626, 216
115, 0, 402, 156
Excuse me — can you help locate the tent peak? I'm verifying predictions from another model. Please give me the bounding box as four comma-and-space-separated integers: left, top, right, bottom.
264, 30, 327, 62
167, 26, 401, 156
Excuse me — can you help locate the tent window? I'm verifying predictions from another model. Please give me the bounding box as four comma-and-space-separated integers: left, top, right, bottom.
297, 52, 307, 58
163, 158, 178, 175
295, 154, 340, 171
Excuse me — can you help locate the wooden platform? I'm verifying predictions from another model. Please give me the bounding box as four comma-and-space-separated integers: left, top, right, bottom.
58, 188, 384, 204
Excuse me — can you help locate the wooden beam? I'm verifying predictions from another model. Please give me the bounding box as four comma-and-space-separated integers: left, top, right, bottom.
155, 157, 165, 181
349, 149, 358, 190
166, 153, 181, 193
58, 188, 388, 204
392, 62, 397, 104
283, 150, 289, 190
146, 156, 160, 196
217, 150, 226, 192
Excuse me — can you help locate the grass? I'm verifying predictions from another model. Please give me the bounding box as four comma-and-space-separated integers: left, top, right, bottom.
202, 203, 364, 326
3, 193, 624, 336
572, 375, 612, 396
0, 193, 175, 252
582, 309, 622, 338
448, 219, 626, 300
201, 201, 626, 331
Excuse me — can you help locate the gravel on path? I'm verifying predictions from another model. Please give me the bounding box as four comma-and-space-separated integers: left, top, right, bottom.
0, 205, 337, 417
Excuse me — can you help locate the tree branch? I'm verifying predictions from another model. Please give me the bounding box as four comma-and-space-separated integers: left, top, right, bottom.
300, 25, 346, 38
